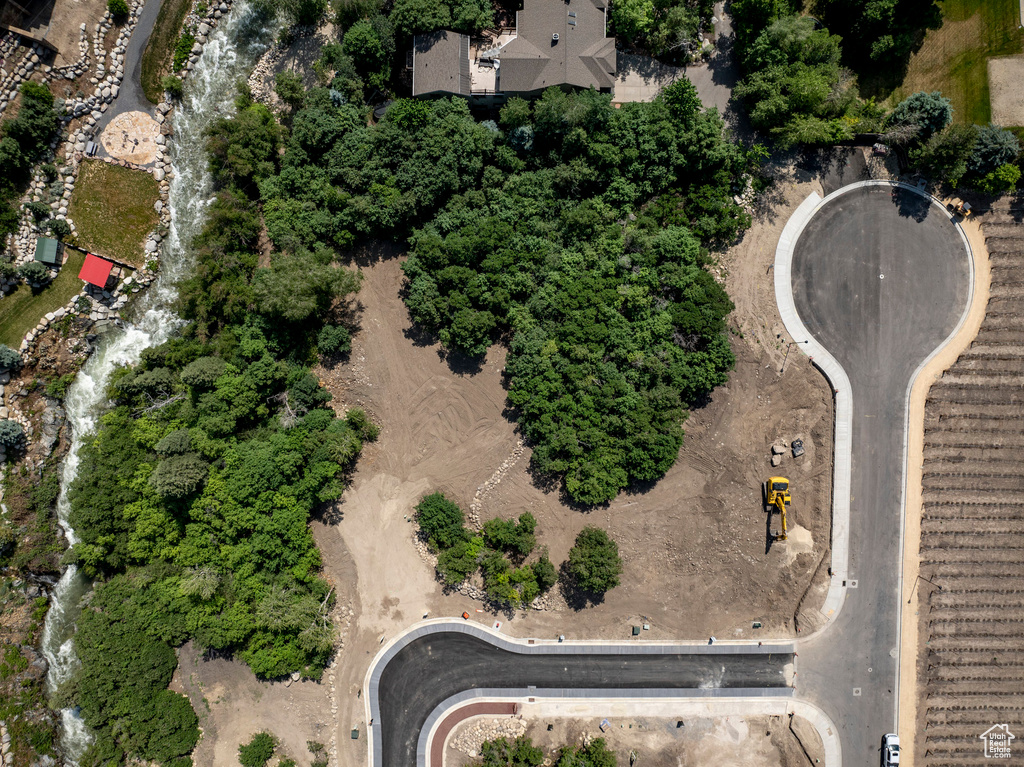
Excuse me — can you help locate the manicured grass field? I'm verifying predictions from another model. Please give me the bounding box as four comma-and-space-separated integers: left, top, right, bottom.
898, 0, 1023, 124
0, 250, 86, 348
140, 0, 193, 104
67, 160, 159, 268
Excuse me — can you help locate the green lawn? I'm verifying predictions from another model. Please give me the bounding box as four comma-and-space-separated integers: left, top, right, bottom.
899, 0, 1023, 124
67, 160, 160, 268
140, 0, 193, 104
0, 250, 86, 348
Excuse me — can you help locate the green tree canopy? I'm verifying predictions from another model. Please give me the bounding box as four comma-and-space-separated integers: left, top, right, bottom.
566, 527, 623, 594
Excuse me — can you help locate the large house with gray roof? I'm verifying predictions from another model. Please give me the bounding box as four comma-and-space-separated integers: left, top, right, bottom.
412, 0, 616, 99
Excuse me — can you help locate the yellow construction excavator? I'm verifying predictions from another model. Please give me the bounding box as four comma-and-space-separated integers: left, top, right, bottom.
765, 477, 791, 542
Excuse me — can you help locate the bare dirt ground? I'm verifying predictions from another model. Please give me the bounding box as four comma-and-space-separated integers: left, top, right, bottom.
988, 55, 1024, 127
174, 641, 338, 767
447, 713, 821, 767
188, 167, 841, 767
47, 0, 106, 68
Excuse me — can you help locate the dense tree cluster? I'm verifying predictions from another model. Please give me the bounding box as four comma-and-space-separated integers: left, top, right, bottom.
0, 82, 60, 239
884, 91, 1023, 192
610, 0, 714, 60
248, 78, 745, 503
734, 14, 884, 146
480, 735, 617, 767
415, 493, 619, 600
415, 492, 557, 604
65, 79, 370, 766
815, 0, 941, 72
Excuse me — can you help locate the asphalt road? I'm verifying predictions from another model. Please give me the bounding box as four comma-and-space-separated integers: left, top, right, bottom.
791, 186, 969, 766
377, 633, 792, 767
94, 0, 162, 142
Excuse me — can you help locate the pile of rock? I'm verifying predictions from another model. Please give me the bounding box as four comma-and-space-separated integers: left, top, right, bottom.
247, 42, 284, 104
0, 41, 42, 114
450, 716, 527, 757
179, 2, 233, 75
468, 440, 525, 529
0, 718, 11, 765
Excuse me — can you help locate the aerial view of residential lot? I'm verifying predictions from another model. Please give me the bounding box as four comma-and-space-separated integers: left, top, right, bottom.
0, 0, 1021, 765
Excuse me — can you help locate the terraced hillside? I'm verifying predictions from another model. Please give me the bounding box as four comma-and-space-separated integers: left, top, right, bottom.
918, 197, 1024, 766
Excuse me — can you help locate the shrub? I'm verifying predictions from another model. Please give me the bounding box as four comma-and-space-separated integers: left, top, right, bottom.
180, 355, 227, 389
969, 124, 1020, 176
437, 536, 483, 584
274, 70, 306, 111
41, 162, 58, 180
155, 428, 191, 455
318, 324, 351, 357
566, 527, 623, 594
482, 513, 536, 558
0, 345, 21, 371
532, 553, 557, 592
975, 164, 1022, 196
911, 124, 978, 186
344, 407, 378, 441
46, 373, 76, 399
148, 453, 209, 498
173, 30, 196, 71
25, 201, 50, 220
18, 260, 50, 284
480, 736, 544, 767
48, 218, 71, 239
887, 91, 952, 143
0, 420, 25, 449
108, 0, 130, 18
239, 731, 276, 767
415, 492, 469, 550
162, 75, 184, 99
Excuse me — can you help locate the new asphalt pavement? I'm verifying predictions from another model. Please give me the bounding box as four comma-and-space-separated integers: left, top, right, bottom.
791, 185, 969, 766
376, 632, 793, 767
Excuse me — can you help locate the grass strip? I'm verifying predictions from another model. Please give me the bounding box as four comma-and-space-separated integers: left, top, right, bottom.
140, 0, 194, 104
67, 160, 160, 268
899, 0, 1023, 124
0, 250, 86, 348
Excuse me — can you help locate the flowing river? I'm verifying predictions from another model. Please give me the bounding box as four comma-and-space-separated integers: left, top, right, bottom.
39, 5, 272, 760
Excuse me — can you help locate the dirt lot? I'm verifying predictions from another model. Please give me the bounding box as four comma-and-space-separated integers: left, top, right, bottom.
988, 55, 1024, 127
447, 713, 821, 767
46, 0, 107, 68
187, 170, 839, 767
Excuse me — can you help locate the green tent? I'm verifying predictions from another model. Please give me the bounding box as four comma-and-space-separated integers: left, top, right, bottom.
33, 237, 61, 266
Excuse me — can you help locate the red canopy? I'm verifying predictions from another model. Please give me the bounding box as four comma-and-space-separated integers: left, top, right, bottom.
79, 253, 113, 288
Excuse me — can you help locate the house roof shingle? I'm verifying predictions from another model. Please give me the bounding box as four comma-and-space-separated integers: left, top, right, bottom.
412, 0, 615, 97
499, 0, 615, 93
412, 30, 471, 97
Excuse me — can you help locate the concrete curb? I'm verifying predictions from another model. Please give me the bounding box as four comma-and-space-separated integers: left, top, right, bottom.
363, 619, 796, 767
772, 179, 971, 634
422, 694, 838, 767
772, 189, 850, 624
